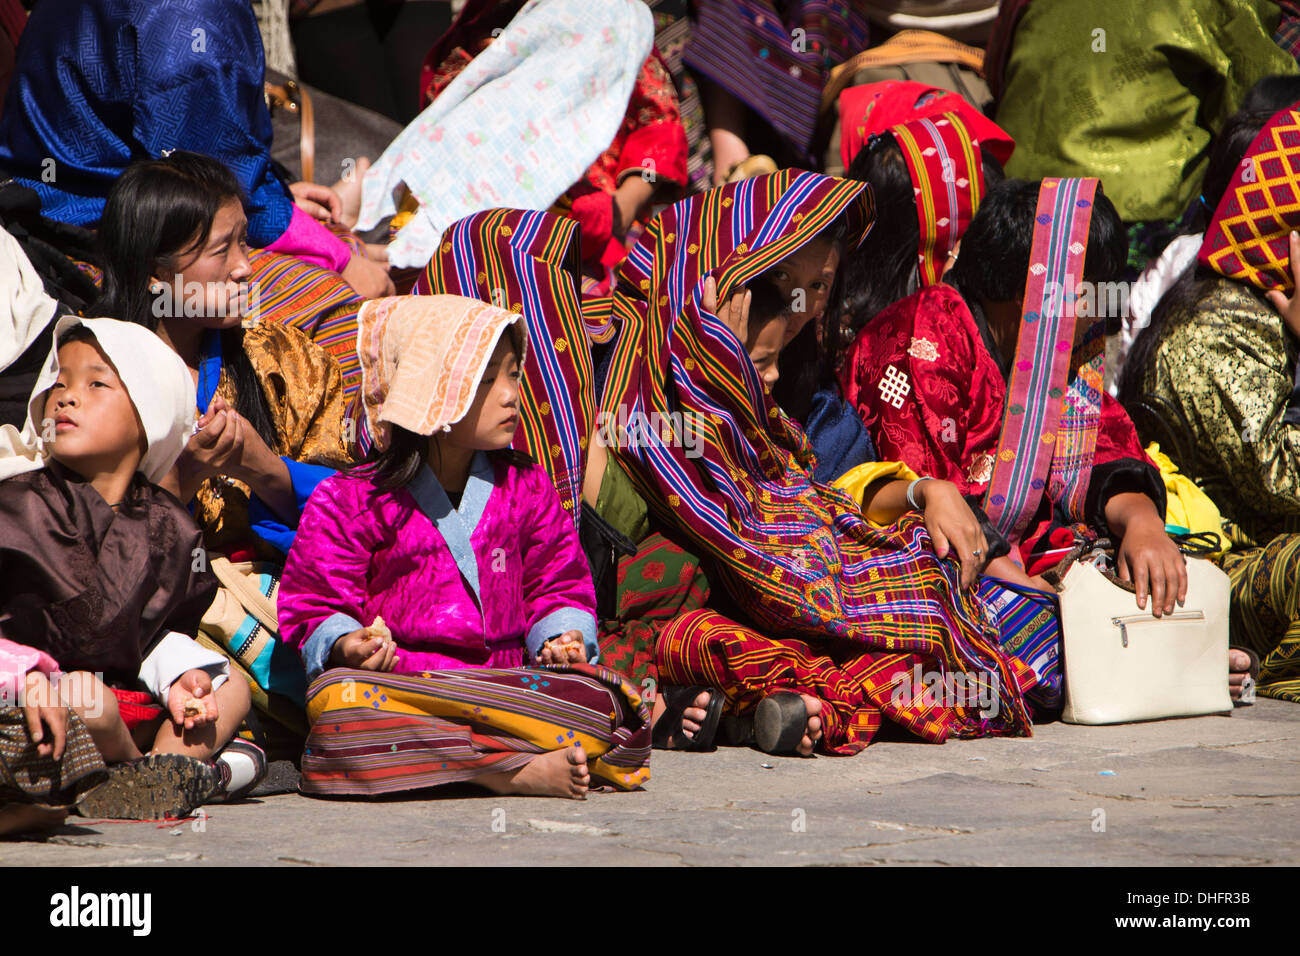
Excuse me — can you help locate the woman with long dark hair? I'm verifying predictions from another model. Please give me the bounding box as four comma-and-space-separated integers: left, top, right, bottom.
1119, 103, 1300, 704
94, 151, 353, 752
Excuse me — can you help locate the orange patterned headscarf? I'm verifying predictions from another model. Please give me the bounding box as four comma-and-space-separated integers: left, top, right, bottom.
355, 295, 527, 451
1199, 103, 1300, 293
891, 112, 989, 288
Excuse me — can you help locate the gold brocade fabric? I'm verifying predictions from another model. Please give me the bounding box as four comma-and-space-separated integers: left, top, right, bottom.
194, 321, 351, 559
996, 0, 1296, 223
1140, 276, 1300, 544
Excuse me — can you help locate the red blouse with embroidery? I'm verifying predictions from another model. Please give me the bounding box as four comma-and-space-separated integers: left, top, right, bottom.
840, 283, 1152, 567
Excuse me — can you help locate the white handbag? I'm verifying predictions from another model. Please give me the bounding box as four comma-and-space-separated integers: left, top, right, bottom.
1058, 557, 1232, 724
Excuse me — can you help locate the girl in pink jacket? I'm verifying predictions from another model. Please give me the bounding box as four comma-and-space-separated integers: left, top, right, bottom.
278, 295, 650, 800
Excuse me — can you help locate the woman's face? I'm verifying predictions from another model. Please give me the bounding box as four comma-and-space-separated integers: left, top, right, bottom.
43, 337, 146, 477
444, 336, 522, 451
152, 197, 252, 328
766, 238, 841, 346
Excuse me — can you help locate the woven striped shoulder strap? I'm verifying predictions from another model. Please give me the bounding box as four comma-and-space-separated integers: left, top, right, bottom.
983, 177, 1101, 544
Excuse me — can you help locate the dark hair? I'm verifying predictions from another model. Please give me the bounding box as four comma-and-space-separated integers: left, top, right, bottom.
92, 151, 278, 447
745, 274, 792, 330
947, 178, 1127, 305
1118, 81, 1300, 407
1179, 109, 1278, 235
1240, 75, 1300, 115
347, 424, 532, 491
1116, 265, 1218, 407
55, 323, 100, 351
836, 132, 1007, 335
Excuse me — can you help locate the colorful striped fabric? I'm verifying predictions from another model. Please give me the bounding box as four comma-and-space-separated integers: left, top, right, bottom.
415, 209, 597, 523
683, 0, 869, 161
983, 177, 1101, 544
976, 576, 1062, 711
300, 663, 651, 796
602, 170, 1034, 739
1220, 530, 1300, 702
246, 248, 365, 395
1198, 104, 1300, 294
892, 112, 987, 287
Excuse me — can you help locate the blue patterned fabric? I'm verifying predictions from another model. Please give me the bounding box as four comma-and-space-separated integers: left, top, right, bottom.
0, 0, 293, 245
803, 384, 878, 484
977, 576, 1062, 711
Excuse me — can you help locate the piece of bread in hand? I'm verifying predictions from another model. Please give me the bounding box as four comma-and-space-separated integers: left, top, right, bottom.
182, 697, 205, 717
365, 615, 393, 642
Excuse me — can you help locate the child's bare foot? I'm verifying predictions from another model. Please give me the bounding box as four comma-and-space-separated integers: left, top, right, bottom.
478, 745, 590, 799
0, 803, 69, 837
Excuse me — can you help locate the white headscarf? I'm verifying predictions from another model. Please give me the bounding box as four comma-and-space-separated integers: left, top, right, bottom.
0, 224, 59, 373
0, 316, 196, 484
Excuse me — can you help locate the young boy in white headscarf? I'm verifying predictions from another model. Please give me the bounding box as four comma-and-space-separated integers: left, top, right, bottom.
0, 315, 265, 825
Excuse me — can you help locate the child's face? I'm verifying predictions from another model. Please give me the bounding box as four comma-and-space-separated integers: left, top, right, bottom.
766, 238, 840, 345
444, 337, 522, 451
747, 315, 788, 389
43, 338, 146, 477
152, 197, 251, 327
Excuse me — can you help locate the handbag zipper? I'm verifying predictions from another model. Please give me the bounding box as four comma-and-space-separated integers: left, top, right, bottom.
1110, 610, 1205, 647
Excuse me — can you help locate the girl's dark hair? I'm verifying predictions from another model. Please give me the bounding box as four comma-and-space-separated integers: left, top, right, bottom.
944, 179, 1128, 374
1240, 75, 1300, 115
1115, 265, 1222, 407
92, 151, 278, 447
1182, 109, 1279, 235
836, 132, 1006, 336
947, 178, 1127, 304
347, 424, 533, 491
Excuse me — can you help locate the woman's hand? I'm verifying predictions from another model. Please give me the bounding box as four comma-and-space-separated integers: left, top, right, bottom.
167, 668, 219, 731
341, 249, 395, 299
182, 396, 274, 484
537, 630, 588, 664
22, 671, 67, 760
179, 395, 297, 520
1266, 231, 1300, 340
290, 181, 344, 224
612, 177, 655, 236
701, 275, 752, 344
1116, 512, 1187, 617
916, 479, 989, 589
329, 630, 398, 671
1106, 491, 1187, 616
181, 395, 248, 483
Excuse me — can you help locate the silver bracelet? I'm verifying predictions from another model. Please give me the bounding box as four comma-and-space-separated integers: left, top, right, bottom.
906, 476, 933, 510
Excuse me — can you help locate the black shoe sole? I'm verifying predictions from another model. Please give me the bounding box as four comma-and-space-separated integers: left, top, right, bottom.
754, 692, 808, 755
74, 754, 218, 820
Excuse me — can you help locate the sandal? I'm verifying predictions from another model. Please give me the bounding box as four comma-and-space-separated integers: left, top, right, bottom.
720, 691, 813, 756
652, 685, 724, 751
75, 753, 218, 820
1230, 645, 1260, 707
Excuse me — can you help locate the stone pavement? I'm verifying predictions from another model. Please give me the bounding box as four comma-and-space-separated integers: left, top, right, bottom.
4, 698, 1297, 866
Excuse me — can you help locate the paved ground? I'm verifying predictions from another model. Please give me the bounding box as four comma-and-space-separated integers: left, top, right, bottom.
4, 699, 1298, 866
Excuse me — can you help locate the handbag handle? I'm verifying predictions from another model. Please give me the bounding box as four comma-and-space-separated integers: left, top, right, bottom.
264, 80, 316, 184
